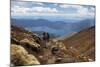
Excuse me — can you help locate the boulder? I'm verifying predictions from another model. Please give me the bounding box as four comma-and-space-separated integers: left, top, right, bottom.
20, 38, 41, 52
11, 44, 40, 66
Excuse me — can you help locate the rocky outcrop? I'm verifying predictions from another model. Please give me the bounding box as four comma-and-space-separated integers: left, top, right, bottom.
11, 25, 43, 66
11, 44, 40, 66
11, 25, 43, 52
11, 25, 95, 65
20, 38, 41, 52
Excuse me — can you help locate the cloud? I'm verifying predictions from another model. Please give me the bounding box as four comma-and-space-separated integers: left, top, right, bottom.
11, 5, 58, 16
35, 2, 45, 6
11, 1, 45, 8
59, 4, 95, 17
11, 1, 95, 19
31, 7, 58, 13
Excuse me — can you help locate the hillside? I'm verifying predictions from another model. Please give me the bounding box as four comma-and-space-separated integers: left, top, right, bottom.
11, 25, 95, 66
62, 26, 95, 60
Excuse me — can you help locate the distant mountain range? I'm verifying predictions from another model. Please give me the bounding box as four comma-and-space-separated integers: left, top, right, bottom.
11, 18, 95, 37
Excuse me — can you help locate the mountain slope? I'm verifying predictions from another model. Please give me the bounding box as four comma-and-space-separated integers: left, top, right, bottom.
11, 25, 95, 66
62, 26, 95, 60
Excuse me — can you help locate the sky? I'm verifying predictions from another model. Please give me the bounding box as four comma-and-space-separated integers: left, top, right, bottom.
11, 1, 95, 20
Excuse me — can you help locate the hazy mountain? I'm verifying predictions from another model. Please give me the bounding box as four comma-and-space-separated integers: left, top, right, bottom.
11, 18, 95, 37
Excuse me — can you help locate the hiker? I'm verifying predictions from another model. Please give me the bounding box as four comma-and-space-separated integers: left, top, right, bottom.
42, 32, 50, 48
